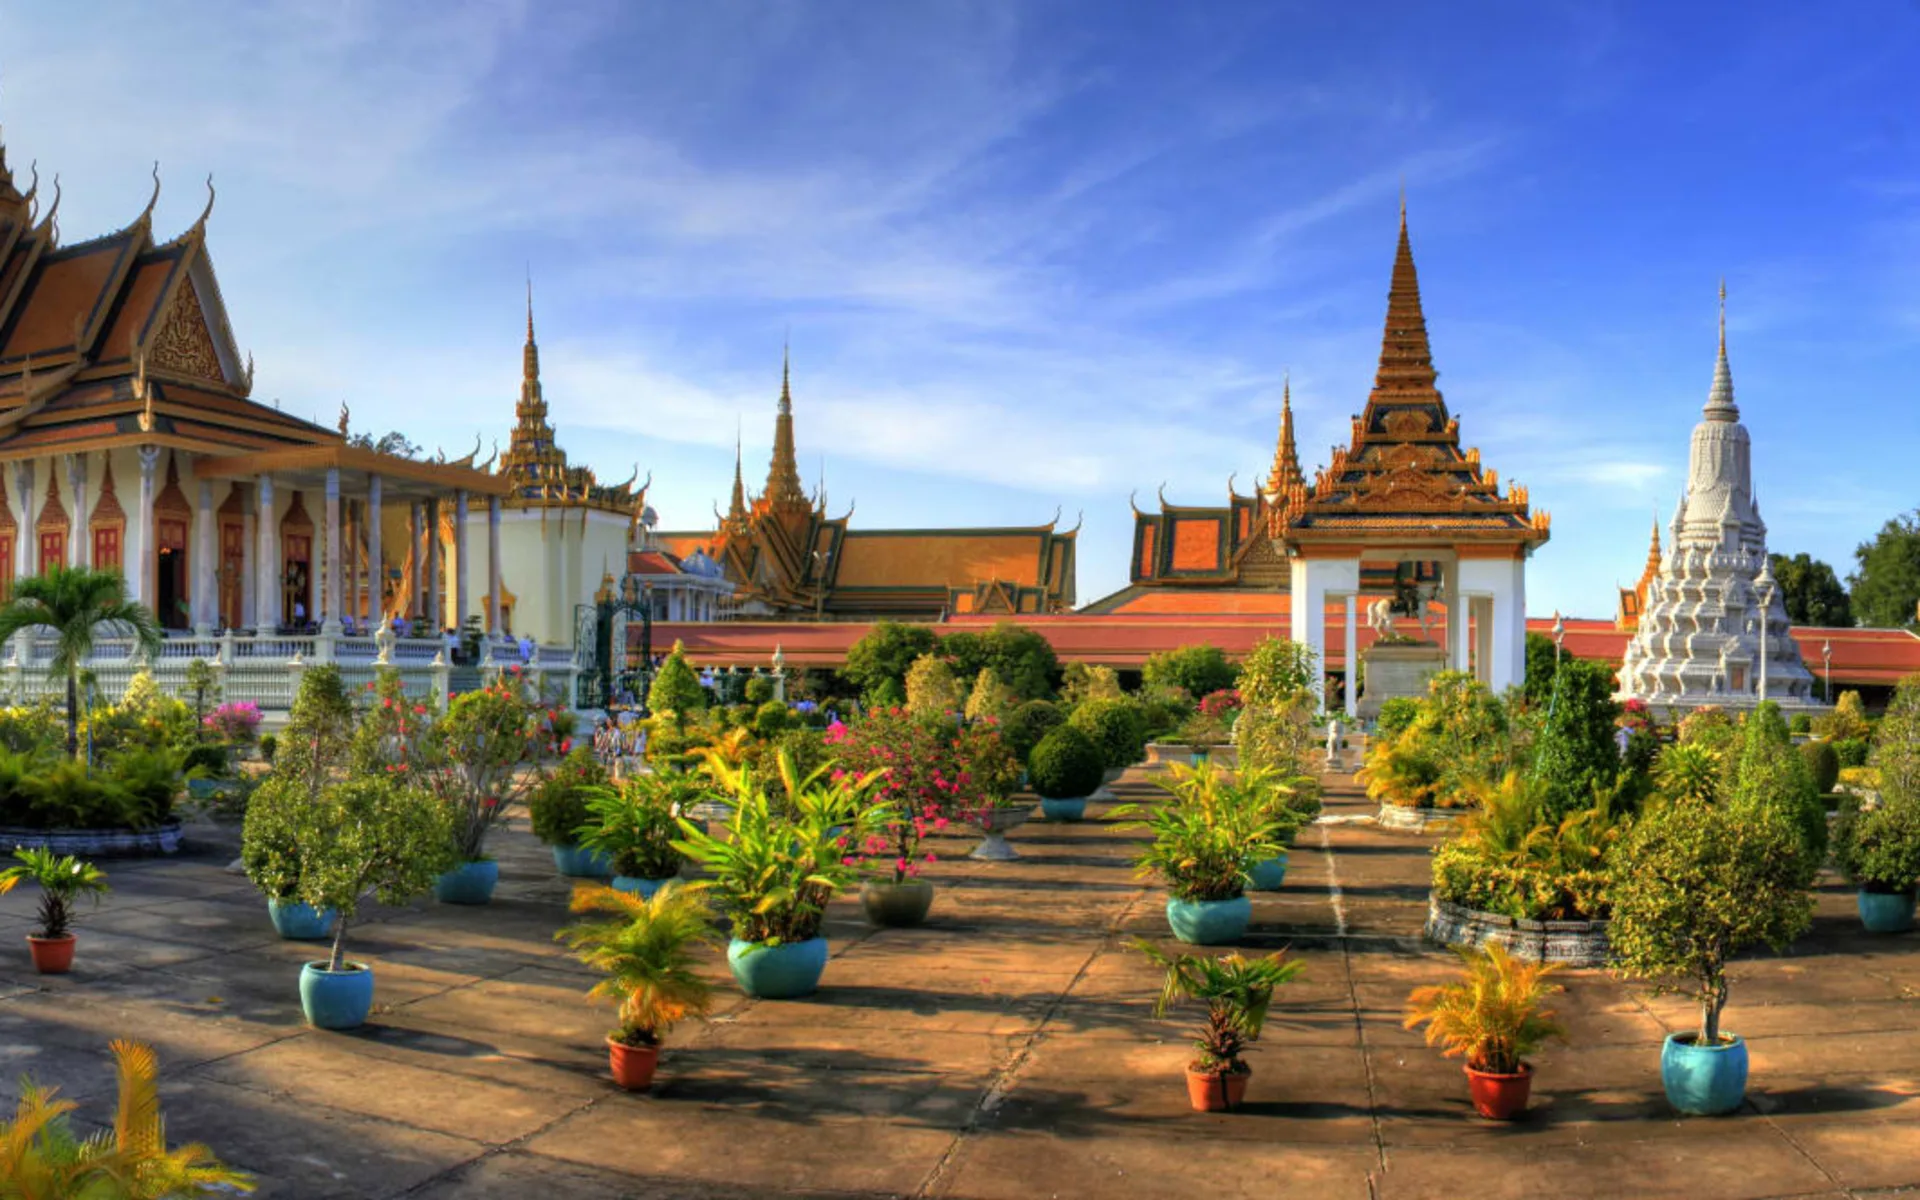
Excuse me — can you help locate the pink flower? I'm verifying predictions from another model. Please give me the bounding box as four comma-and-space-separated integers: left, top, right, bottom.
896, 857, 910, 874
924, 852, 937, 863
842, 856, 857, 867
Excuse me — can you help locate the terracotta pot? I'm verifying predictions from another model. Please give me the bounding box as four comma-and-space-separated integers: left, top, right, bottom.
1464, 1062, 1532, 1120
1185, 1065, 1249, 1112
27, 934, 77, 975
607, 1036, 661, 1090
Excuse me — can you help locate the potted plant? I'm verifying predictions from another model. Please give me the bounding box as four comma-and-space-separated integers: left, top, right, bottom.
1833, 796, 1920, 933
578, 770, 706, 898
530, 747, 614, 878
674, 759, 888, 999
1403, 943, 1568, 1119
557, 881, 717, 1090
0, 847, 109, 974
1029, 724, 1104, 823
1113, 762, 1286, 945
293, 776, 456, 1029
1131, 937, 1303, 1111
1609, 796, 1813, 1114
419, 681, 543, 905
954, 720, 1029, 861
1069, 696, 1147, 800
243, 777, 337, 940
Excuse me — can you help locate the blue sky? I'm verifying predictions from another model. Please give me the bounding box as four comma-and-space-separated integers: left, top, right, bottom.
2, 2, 1915, 618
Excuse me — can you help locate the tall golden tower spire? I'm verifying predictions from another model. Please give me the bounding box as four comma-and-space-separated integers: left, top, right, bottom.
1368, 200, 1440, 406
1264, 372, 1305, 499
726, 424, 749, 525
518, 276, 547, 425
763, 343, 808, 510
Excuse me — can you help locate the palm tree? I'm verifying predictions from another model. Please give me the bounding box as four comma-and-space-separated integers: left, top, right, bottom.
0, 566, 162, 760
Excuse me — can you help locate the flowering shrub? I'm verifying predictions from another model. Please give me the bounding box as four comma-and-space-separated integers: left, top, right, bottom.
419, 680, 544, 861
1197, 689, 1242, 719
203, 701, 263, 745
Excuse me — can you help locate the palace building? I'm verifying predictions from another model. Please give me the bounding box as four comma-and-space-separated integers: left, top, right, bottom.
651, 355, 1077, 621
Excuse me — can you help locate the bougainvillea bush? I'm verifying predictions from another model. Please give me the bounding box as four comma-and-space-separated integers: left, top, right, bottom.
203, 701, 262, 746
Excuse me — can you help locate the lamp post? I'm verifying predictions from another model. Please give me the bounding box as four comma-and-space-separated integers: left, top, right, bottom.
639, 580, 654, 717
1552, 611, 1566, 667
1822, 639, 1832, 705
1756, 566, 1776, 702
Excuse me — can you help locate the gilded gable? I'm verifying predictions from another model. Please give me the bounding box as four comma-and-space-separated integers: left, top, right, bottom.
149, 279, 225, 383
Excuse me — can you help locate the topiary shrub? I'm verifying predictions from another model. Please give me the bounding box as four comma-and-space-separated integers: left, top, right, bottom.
1028, 725, 1105, 800
1376, 697, 1422, 741
1834, 737, 1871, 769
1002, 699, 1065, 765
259, 733, 278, 764
745, 676, 776, 706
1800, 740, 1841, 795
1789, 713, 1812, 735
1833, 796, 1920, 894
1069, 696, 1148, 772
1728, 701, 1826, 877
753, 700, 793, 740
1141, 643, 1237, 700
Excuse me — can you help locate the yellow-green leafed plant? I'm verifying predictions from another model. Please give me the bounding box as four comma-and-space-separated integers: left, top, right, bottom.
558, 883, 718, 1047
1131, 938, 1304, 1075
1404, 943, 1568, 1075
1653, 741, 1724, 806
1357, 728, 1444, 809
0, 1038, 253, 1198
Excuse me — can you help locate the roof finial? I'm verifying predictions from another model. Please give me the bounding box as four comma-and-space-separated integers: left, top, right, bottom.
1705, 279, 1738, 422
526, 268, 535, 343
1717, 277, 1726, 357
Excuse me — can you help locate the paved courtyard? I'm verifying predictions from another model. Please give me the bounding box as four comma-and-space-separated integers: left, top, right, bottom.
6, 769, 1920, 1199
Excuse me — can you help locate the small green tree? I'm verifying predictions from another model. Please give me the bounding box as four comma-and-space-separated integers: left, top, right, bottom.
1727, 701, 1826, 876
1069, 696, 1148, 771
1609, 796, 1813, 1046
1236, 636, 1316, 708
1872, 675, 1920, 804
1142, 643, 1237, 701
963, 667, 1016, 725
1816, 690, 1872, 741
904, 653, 964, 718
298, 776, 456, 972
1532, 657, 1623, 818
647, 641, 707, 729
1523, 631, 1560, 707
0, 567, 162, 760
1061, 662, 1123, 705
841, 621, 939, 704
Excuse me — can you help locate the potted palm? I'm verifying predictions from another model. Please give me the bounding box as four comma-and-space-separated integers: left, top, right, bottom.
0, 847, 109, 974
1029, 724, 1104, 823
1609, 796, 1813, 1114
1833, 796, 1920, 933
557, 882, 717, 1090
578, 770, 706, 898
1131, 937, 1304, 1111
1113, 762, 1287, 945
293, 776, 456, 1029
674, 758, 888, 999
1404, 943, 1568, 1119
530, 747, 614, 878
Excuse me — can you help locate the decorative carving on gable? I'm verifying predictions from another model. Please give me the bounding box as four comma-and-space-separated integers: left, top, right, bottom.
149, 281, 225, 383
1381, 408, 1434, 437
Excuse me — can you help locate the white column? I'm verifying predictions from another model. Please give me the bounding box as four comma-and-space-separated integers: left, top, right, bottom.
194, 477, 216, 634
1441, 559, 1464, 671
1344, 592, 1359, 718
136, 448, 160, 608
425, 498, 442, 632
454, 489, 470, 635
1462, 557, 1528, 695
368, 475, 383, 625
322, 467, 342, 634
343, 500, 358, 627
409, 501, 424, 622
255, 474, 277, 635
65, 455, 88, 568
486, 495, 501, 637
14, 461, 33, 581
1289, 557, 1359, 712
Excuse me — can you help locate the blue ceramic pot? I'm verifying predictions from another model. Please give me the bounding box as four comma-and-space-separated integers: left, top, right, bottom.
551, 844, 614, 879
612, 875, 675, 900
1857, 889, 1916, 933
1247, 853, 1290, 892
299, 961, 375, 1030
1040, 796, 1088, 822
728, 936, 829, 999
1166, 895, 1252, 945
267, 898, 337, 941
1660, 1032, 1748, 1115
435, 859, 499, 905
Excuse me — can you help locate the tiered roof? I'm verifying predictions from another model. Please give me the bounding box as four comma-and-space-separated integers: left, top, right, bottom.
495, 286, 643, 513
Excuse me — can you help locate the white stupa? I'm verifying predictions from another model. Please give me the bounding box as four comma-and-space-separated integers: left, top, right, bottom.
1616, 286, 1819, 714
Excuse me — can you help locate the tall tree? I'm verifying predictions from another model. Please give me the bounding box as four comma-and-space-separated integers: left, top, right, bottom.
1850, 511, 1920, 630
0, 567, 162, 760
1768, 552, 1853, 627
840, 621, 939, 704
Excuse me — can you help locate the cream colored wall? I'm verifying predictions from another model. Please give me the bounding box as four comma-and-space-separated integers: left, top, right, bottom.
480, 506, 627, 648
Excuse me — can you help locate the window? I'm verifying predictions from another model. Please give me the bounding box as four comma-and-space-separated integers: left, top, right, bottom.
37, 531, 64, 573
93, 526, 121, 571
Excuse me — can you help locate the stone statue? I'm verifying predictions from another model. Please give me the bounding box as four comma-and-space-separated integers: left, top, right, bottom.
373, 615, 396, 665
1367, 597, 1397, 638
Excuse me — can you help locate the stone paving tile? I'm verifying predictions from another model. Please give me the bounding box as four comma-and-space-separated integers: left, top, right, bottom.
931, 1128, 1382, 1200
1375, 1128, 1841, 1200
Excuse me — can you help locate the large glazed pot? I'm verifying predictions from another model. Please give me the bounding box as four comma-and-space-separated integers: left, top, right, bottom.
728, 936, 829, 999
1857, 889, 1916, 934
1039, 795, 1089, 822
1166, 895, 1252, 945
612, 875, 676, 900
1660, 1032, 1748, 1115
435, 859, 500, 905
267, 898, 337, 941
551, 844, 614, 879
299, 961, 376, 1030
1465, 1063, 1533, 1120
1247, 852, 1290, 892
861, 879, 935, 928
970, 805, 1033, 861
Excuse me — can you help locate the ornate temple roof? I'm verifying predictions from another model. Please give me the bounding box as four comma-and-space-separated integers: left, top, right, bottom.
1280, 204, 1550, 551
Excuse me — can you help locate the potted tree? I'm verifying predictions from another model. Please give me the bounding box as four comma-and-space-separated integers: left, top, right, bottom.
420, 681, 543, 905
578, 770, 706, 898
1029, 724, 1104, 823
1609, 796, 1813, 1114
557, 882, 717, 1090
294, 776, 456, 1029
1069, 696, 1147, 801
1113, 764, 1287, 945
674, 760, 888, 999
0, 847, 109, 974
1833, 796, 1920, 933
243, 665, 359, 938
1403, 943, 1568, 1119
1131, 937, 1304, 1111
530, 747, 614, 878
243, 777, 337, 940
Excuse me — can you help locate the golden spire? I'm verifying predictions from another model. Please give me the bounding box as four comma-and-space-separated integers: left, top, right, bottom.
763, 344, 808, 510
1367, 199, 1440, 406
1644, 514, 1662, 575
1265, 372, 1305, 499
726, 424, 748, 526
519, 276, 544, 422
